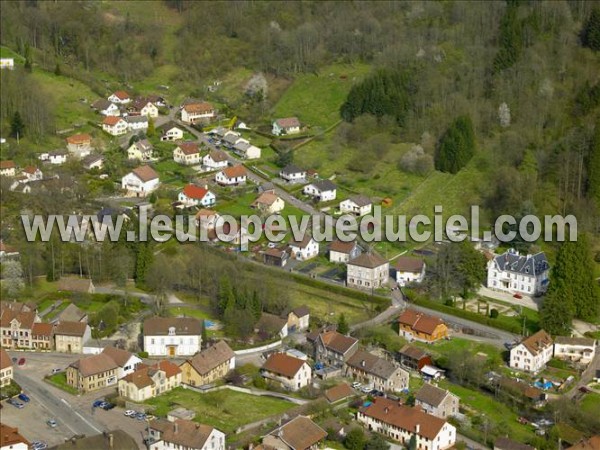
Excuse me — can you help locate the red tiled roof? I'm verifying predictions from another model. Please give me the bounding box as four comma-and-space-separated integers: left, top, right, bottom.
182, 184, 209, 200
32, 322, 54, 338
0, 348, 12, 370
398, 309, 446, 335
222, 165, 246, 179
261, 352, 306, 378
319, 330, 358, 355
275, 117, 300, 128
132, 165, 159, 182
22, 165, 39, 174
395, 257, 425, 273
112, 90, 130, 100
66, 133, 91, 145
177, 142, 200, 155
55, 321, 88, 337
324, 383, 354, 403
183, 102, 214, 114
103, 116, 124, 126
0, 160, 16, 169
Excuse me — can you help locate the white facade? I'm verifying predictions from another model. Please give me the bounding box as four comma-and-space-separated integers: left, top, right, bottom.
138, 102, 159, 118
0, 58, 15, 70
339, 198, 372, 217
103, 118, 128, 136
178, 189, 216, 208
487, 251, 549, 295
303, 183, 337, 202
149, 426, 225, 450
121, 172, 160, 194
203, 153, 228, 170
215, 170, 246, 185
272, 119, 300, 136
289, 238, 319, 261
48, 153, 68, 165
553, 338, 597, 365
117, 354, 143, 379
126, 116, 149, 131
127, 141, 154, 161
262, 360, 312, 391
280, 167, 306, 183
160, 126, 184, 141
181, 104, 215, 124
99, 103, 120, 116
144, 334, 201, 357
0, 165, 16, 177
347, 261, 389, 289
396, 265, 426, 287
173, 147, 201, 165
108, 92, 131, 104
509, 332, 554, 373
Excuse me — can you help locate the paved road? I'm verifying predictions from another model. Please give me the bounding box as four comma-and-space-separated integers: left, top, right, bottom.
567, 346, 600, 399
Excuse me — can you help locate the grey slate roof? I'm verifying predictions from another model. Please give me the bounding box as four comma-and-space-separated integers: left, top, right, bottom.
280, 164, 305, 176
346, 349, 399, 379
310, 179, 336, 192
492, 250, 549, 276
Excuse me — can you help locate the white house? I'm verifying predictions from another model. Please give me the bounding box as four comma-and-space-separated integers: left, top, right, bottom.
143, 317, 203, 357
234, 140, 261, 159
279, 164, 306, 183
203, 150, 229, 170
118, 360, 182, 402
47, 152, 68, 165
222, 131, 243, 149
553, 336, 597, 365
92, 99, 120, 116
127, 139, 154, 161
179, 184, 216, 208
0, 161, 16, 177
108, 90, 131, 104
288, 235, 319, 261
148, 420, 225, 450
339, 195, 372, 217
347, 252, 389, 290
173, 142, 201, 165
0, 58, 15, 70
252, 191, 285, 214
357, 398, 456, 450
260, 352, 312, 391
395, 257, 426, 287
272, 117, 301, 136
181, 101, 215, 124
303, 179, 337, 202
487, 250, 550, 296
509, 330, 554, 373
121, 165, 160, 195
329, 240, 361, 263
102, 116, 128, 136
158, 121, 184, 141
20, 166, 43, 181
101, 346, 142, 379
215, 165, 247, 185
66, 133, 93, 158
129, 98, 159, 117
125, 115, 149, 131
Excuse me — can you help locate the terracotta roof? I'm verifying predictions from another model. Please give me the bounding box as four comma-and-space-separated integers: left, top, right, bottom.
112, 90, 130, 100
567, 436, 600, 450
207, 150, 228, 162
70, 353, 118, 377
143, 317, 203, 336
57, 277, 93, 293
132, 165, 159, 182
318, 330, 358, 355
346, 349, 400, 380
182, 184, 210, 200
398, 309, 446, 335
195, 209, 218, 219
183, 102, 214, 114
122, 360, 181, 389
324, 383, 354, 403
0, 309, 37, 329
185, 341, 234, 376
359, 398, 447, 440
222, 165, 246, 179
32, 322, 54, 338
22, 165, 39, 174
398, 344, 428, 360
395, 256, 425, 273
66, 133, 91, 145
0, 348, 11, 370
275, 117, 301, 129
131, 97, 154, 110
261, 352, 307, 378
348, 252, 388, 269
150, 419, 216, 448
0, 423, 30, 448
101, 347, 135, 367
0, 160, 16, 169
55, 321, 88, 337
103, 116, 124, 126
415, 383, 451, 408
253, 192, 280, 207
268, 416, 327, 450
519, 330, 553, 356
177, 142, 200, 155
494, 437, 536, 450
329, 240, 357, 254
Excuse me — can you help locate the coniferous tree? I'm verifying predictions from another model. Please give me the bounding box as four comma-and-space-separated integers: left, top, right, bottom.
337, 313, 349, 335
587, 127, 600, 209
10, 111, 25, 138
435, 115, 476, 174
540, 280, 574, 336
582, 8, 600, 51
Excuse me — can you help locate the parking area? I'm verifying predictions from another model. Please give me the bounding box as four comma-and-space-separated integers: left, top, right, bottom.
1, 398, 73, 447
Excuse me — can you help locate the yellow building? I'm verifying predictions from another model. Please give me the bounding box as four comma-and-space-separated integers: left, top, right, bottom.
180, 341, 235, 387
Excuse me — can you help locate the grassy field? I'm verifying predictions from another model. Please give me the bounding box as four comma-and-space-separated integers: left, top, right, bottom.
273, 63, 371, 130
580, 392, 600, 415
46, 372, 78, 395
145, 387, 293, 433
168, 306, 214, 320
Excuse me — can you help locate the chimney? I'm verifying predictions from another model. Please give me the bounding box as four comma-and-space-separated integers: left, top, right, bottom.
108, 433, 114, 449
384, 407, 389, 414
204, 184, 208, 190
361, 360, 366, 367
174, 422, 179, 434
415, 424, 420, 434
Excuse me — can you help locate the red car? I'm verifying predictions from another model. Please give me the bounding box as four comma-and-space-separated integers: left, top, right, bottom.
17, 358, 26, 366
513, 293, 523, 299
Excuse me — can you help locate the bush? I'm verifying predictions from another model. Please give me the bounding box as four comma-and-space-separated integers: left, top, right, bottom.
490, 308, 499, 319
0, 380, 21, 399
138, 351, 149, 358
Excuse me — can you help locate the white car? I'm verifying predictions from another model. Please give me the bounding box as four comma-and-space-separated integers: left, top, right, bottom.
351, 382, 362, 389
361, 385, 373, 393
124, 410, 137, 417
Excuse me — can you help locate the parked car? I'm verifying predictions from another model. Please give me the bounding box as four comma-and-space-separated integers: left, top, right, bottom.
51, 368, 62, 374
92, 400, 104, 408
513, 293, 523, 299
517, 417, 529, 424
32, 441, 48, 450
7, 399, 24, 409
361, 385, 373, 393
136, 413, 147, 421
351, 382, 361, 389
18, 393, 30, 402
17, 358, 25, 366
124, 410, 136, 417
11, 357, 17, 363
102, 402, 115, 410
46, 419, 58, 428
145, 414, 155, 421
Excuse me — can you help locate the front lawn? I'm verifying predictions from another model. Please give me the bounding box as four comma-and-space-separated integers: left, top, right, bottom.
145, 387, 294, 433
45, 372, 78, 395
